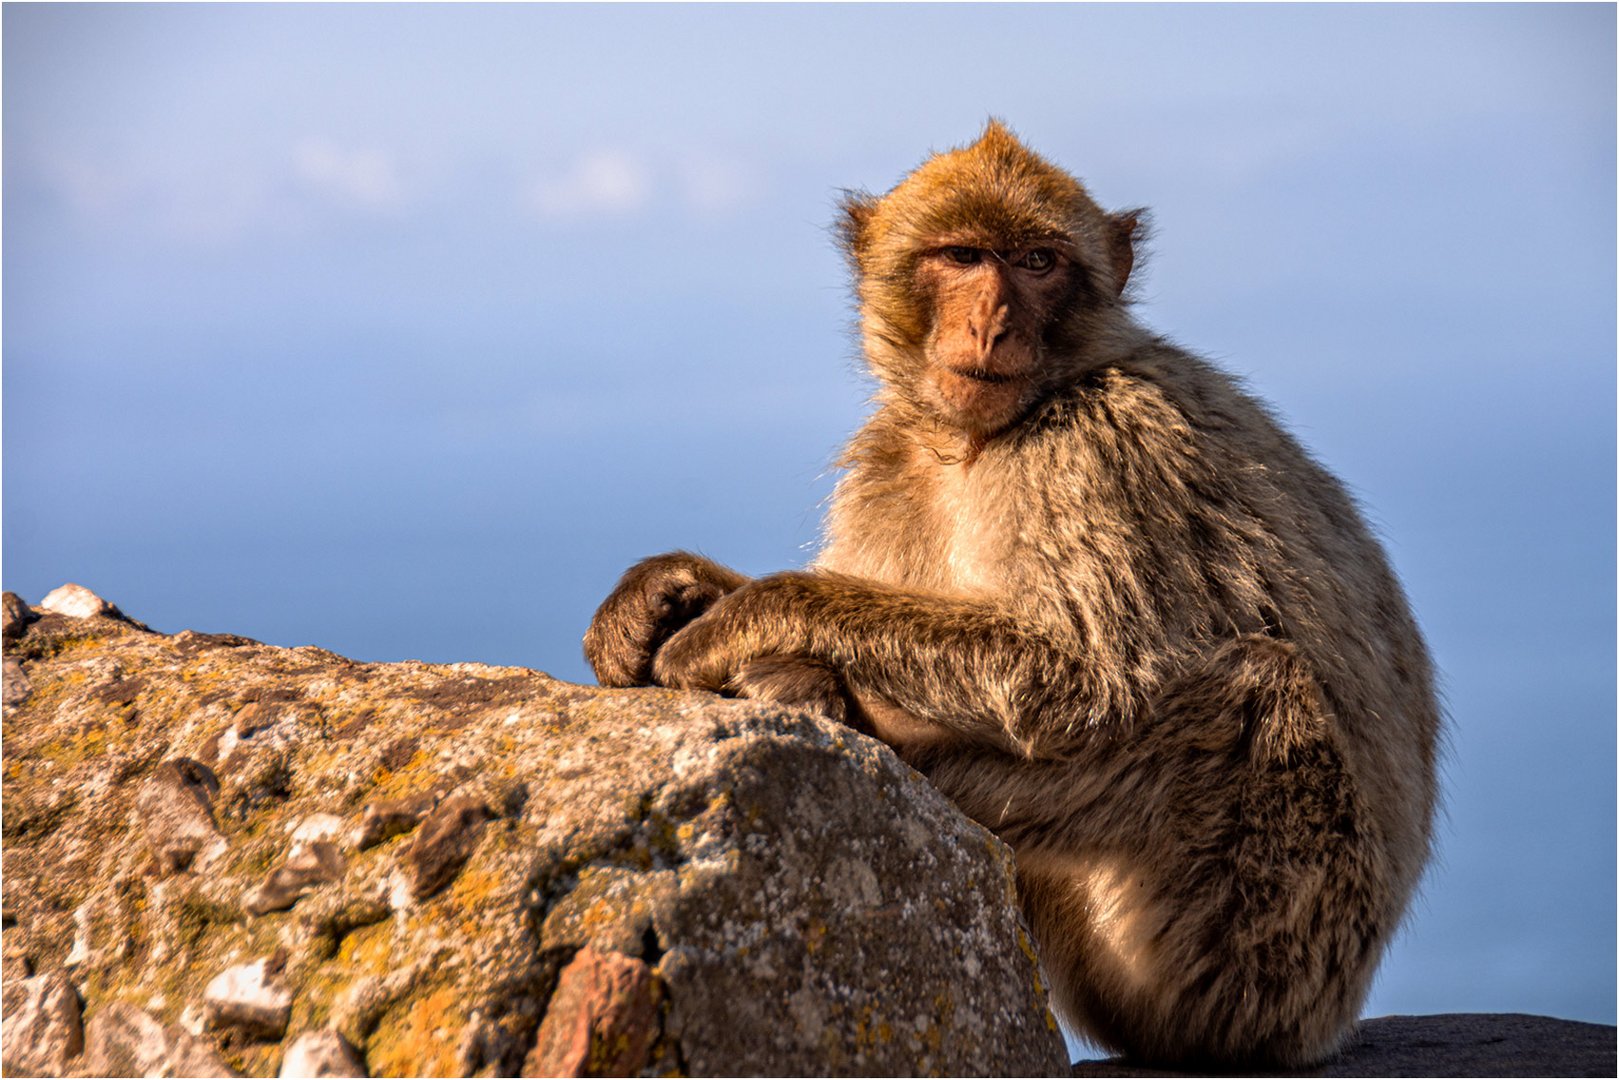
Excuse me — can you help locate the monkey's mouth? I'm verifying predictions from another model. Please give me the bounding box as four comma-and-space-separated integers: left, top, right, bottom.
946, 366, 1017, 385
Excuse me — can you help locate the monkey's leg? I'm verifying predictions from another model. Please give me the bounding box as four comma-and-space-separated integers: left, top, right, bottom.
936, 637, 1388, 1068
584, 552, 750, 687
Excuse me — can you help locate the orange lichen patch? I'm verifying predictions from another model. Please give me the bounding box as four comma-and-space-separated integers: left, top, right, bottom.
365, 747, 439, 801
804, 917, 828, 955
337, 920, 394, 973
448, 864, 510, 936
367, 986, 465, 1078
230, 1044, 281, 1077
853, 1004, 879, 1049
1014, 926, 1050, 1002
28, 723, 109, 769
1015, 926, 1039, 967
9, 668, 91, 719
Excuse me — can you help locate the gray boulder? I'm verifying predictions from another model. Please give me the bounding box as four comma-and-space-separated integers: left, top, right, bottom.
0, 587, 1067, 1076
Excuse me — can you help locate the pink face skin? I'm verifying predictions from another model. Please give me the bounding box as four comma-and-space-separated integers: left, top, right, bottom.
914, 241, 1078, 438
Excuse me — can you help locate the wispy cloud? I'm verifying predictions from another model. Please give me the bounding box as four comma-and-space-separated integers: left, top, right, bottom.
29, 145, 280, 245
527, 150, 652, 220
293, 140, 408, 212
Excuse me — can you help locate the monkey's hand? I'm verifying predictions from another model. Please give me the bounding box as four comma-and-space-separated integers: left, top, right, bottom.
651, 572, 820, 694
583, 552, 751, 687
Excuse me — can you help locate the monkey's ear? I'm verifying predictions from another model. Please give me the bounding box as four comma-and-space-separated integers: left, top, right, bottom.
837, 190, 878, 259
1107, 209, 1147, 298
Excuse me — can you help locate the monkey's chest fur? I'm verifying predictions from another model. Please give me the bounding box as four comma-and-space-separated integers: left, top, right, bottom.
817, 360, 1430, 836
821, 370, 1301, 685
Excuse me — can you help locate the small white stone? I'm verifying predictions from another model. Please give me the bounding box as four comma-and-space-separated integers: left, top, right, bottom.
204, 958, 292, 1038
387, 872, 413, 916
178, 1003, 207, 1038
63, 901, 94, 968
290, 814, 346, 847
38, 583, 112, 620
279, 1029, 367, 1078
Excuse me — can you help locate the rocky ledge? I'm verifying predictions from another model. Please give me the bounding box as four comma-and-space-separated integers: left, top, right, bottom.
0, 585, 1066, 1076
2, 585, 1613, 1078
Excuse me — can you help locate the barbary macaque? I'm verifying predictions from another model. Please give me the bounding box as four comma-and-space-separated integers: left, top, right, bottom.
583, 122, 1438, 1068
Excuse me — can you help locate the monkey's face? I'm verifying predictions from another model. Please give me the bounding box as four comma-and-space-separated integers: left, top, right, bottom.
913, 239, 1082, 436
839, 122, 1139, 440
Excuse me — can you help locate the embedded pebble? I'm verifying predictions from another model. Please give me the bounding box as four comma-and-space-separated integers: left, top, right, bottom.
136, 758, 225, 875
2, 592, 36, 640
291, 814, 346, 846
234, 702, 275, 738
523, 947, 659, 1077
278, 1029, 367, 1078
204, 957, 293, 1039
39, 583, 113, 620
83, 1002, 235, 1077
405, 794, 494, 900
244, 841, 346, 916
353, 792, 438, 850
0, 971, 83, 1076
3, 658, 32, 707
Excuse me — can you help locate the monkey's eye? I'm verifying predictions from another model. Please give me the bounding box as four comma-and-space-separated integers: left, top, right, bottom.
945, 246, 983, 265
1018, 249, 1057, 273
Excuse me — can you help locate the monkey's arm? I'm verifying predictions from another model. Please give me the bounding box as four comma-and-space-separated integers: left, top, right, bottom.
584, 552, 751, 687
652, 571, 1136, 757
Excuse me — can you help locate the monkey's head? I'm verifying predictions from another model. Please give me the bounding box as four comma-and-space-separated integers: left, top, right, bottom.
839, 121, 1142, 439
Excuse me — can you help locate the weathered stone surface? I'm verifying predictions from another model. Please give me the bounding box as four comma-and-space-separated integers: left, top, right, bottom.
523, 946, 662, 1077
404, 792, 495, 901
1, 970, 84, 1076
4, 656, 32, 706
244, 838, 347, 916
278, 1029, 367, 1078
205, 957, 295, 1039
82, 1001, 237, 1078
137, 757, 226, 875
353, 791, 438, 851
1, 587, 1068, 1076
3, 591, 37, 641
1071, 1012, 1618, 1077
40, 582, 116, 620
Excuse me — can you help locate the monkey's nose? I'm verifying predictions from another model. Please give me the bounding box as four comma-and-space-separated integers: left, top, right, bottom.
969, 309, 1011, 356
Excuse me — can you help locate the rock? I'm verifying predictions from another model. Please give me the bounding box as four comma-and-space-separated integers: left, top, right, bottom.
1326, 1013, 1616, 1078
523, 947, 661, 1077
39, 582, 115, 620
2, 591, 36, 640
279, 1029, 367, 1078
0, 592, 1068, 1075
3, 924, 34, 977
1, 971, 84, 1076
204, 956, 294, 1040
135, 757, 225, 874
244, 840, 347, 916
404, 793, 495, 901
4, 656, 32, 706
1070, 1012, 1618, 1077
82, 1002, 236, 1078
353, 792, 438, 850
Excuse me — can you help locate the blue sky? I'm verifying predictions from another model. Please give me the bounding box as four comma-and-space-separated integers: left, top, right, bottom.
5, 3, 1613, 1035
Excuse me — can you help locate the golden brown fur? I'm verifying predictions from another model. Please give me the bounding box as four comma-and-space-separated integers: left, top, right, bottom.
583, 122, 1438, 1068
